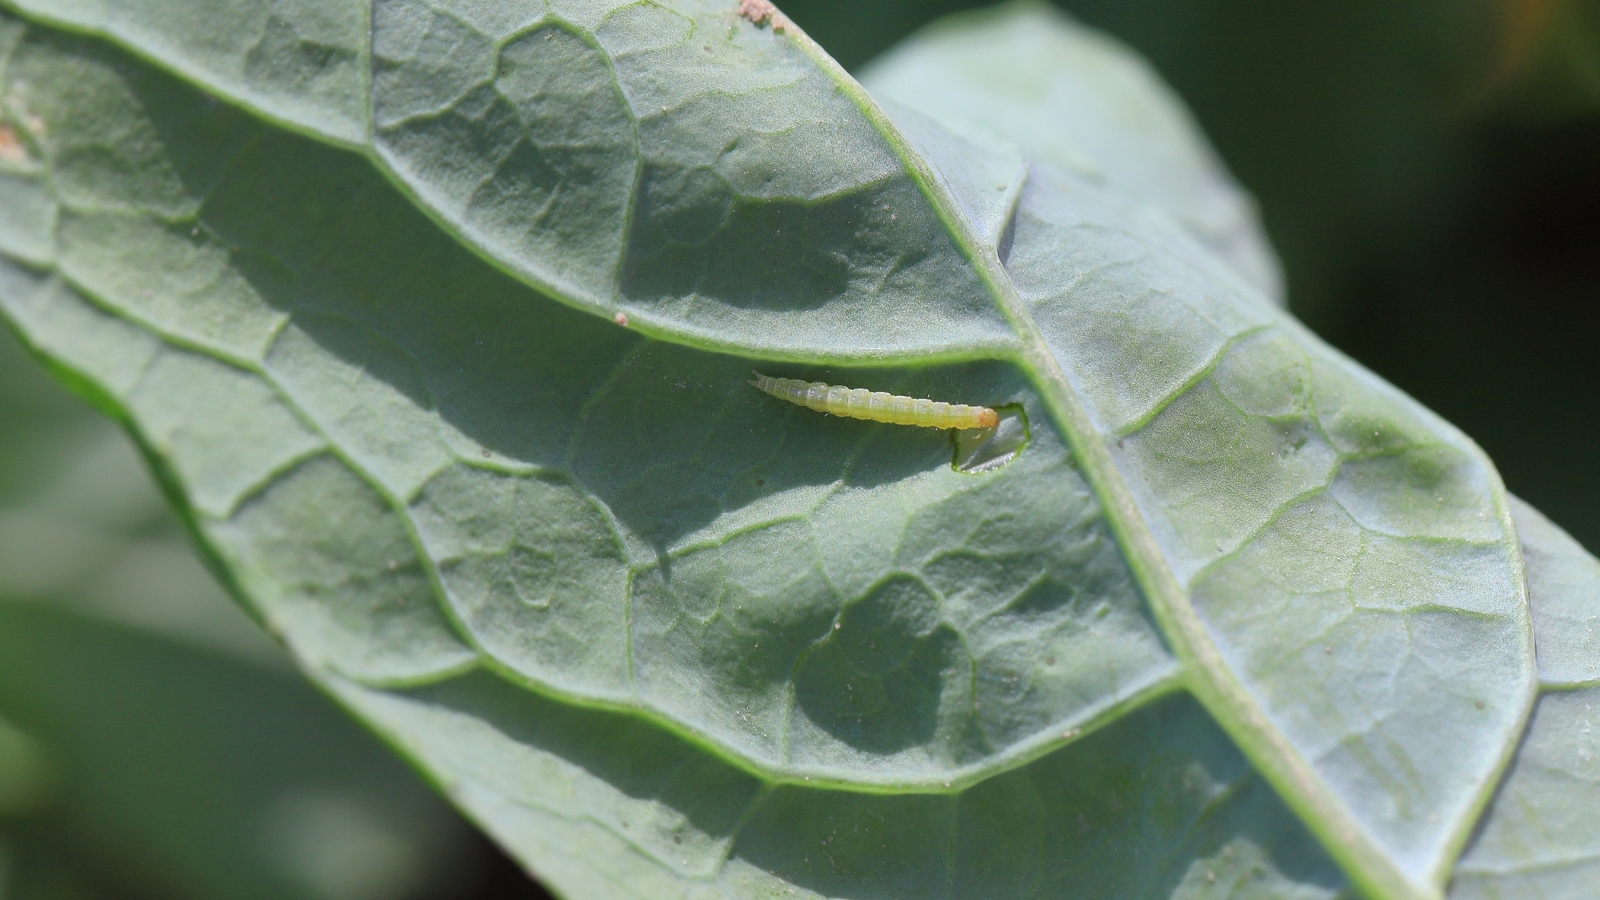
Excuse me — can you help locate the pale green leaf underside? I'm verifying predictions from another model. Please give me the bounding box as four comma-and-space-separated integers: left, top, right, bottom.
0, 2, 1562, 899
0, 319, 471, 899
0, 8, 1178, 782
332, 674, 1350, 900
1448, 499, 1600, 900
856, 0, 1284, 305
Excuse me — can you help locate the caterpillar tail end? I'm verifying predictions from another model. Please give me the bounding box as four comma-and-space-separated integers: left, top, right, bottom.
749, 370, 767, 389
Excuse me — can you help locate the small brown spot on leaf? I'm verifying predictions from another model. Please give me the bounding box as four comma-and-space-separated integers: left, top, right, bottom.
0, 124, 27, 163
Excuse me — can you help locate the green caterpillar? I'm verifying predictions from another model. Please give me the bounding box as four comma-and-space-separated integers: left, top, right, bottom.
750, 371, 999, 430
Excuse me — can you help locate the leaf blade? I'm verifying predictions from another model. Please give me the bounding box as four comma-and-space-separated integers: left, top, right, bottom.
0, 4, 1563, 899
1449, 498, 1600, 899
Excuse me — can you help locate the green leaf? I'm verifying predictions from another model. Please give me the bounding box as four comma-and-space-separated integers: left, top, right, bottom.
0, 602, 482, 900
0, 326, 484, 900
0, 330, 286, 666
0, 713, 56, 818
0, 2, 1573, 899
2, 0, 368, 144
855, 0, 1283, 304
332, 672, 1349, 899
1449, 498, 1600, 899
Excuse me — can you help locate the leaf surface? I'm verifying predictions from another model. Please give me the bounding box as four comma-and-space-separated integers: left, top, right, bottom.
333, 673, 1350, 899
855, 0, 1283, 303
1448, 498, 1600, 899
0, 3, 1567, 899
0, 324, 477, 900
3, 0, 368, 143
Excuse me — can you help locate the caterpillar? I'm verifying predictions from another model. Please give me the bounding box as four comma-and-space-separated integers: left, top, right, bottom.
749, 371, 999, 430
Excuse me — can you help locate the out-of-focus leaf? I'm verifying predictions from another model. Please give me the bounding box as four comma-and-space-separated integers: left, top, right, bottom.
0, 602, 477, 900
1483, 0, 1600, 122
0, 715, 55, 818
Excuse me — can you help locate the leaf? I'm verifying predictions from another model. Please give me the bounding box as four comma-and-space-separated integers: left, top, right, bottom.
0, 2, 1572, 899
0, 602, 486, 900
1449, 498, 1600, 899
854, 0, 1283, 304
0, 326, 287, 666
0, 328, 485, 900
2, 0, 368, 144
330, 672, 1350, 899
0, 712, 55, 817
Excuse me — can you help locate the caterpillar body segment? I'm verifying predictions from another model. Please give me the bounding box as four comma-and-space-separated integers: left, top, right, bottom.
749, 371, 1000, 430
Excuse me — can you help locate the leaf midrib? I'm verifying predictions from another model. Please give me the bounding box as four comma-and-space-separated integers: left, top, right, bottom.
783, 21, 1444, 900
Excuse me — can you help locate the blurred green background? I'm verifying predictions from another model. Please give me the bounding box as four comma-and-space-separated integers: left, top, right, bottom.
1, 1, 1595, 898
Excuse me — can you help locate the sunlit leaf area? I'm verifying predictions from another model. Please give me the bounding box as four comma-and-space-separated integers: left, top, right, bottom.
0, 1, 1595, 898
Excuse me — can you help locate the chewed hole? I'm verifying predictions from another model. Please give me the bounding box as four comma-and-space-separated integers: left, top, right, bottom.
950, 404, 1028, 474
